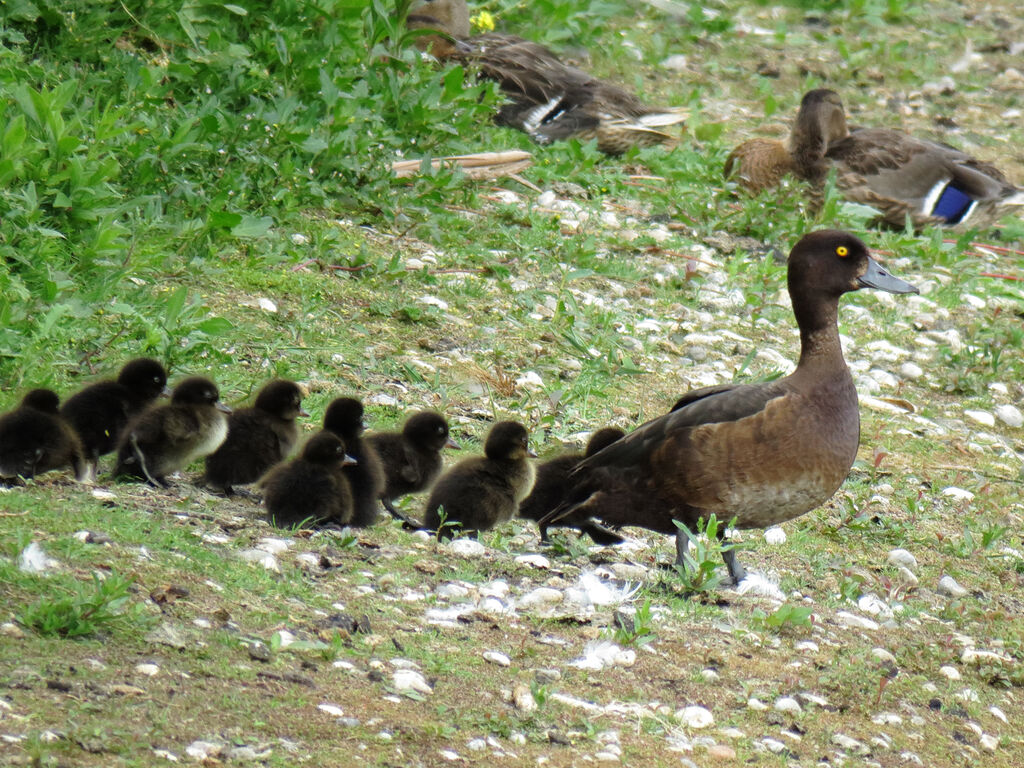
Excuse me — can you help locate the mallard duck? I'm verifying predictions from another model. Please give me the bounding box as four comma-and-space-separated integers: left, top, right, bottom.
407, 0, 686, 155
727, 89, 1024, 230
542, 230, 918, 584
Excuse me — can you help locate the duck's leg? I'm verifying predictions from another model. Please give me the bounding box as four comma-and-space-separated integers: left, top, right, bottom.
718, 526, 748, 585
674, 526, 691, 568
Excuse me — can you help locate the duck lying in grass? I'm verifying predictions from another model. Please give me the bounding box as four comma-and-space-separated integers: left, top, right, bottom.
726, 89, 1024, 231
407, 0, 686, 155
543, 230, 919, 584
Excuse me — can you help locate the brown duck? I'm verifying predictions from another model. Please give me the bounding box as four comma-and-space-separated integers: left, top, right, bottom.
727, 89, 1024, 230
407, 0, 686, 155
423, 420, 536, 539
518, 427, 625, 545
542, 230, 918, 583
0, 389, 87, 483
204, 379, 308, 494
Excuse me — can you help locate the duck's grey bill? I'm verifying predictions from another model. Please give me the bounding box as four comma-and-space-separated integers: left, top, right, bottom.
859, 257, 919, 294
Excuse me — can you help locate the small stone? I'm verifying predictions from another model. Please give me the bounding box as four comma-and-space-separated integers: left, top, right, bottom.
436, 583, 471, 599
832, 733, 870, 755
18, 542, 60, 573
449, 538, 485, 556
887, 548, 918, 569
980, 734, 999, 752
896, 567, 919, 588
899, 362, 924, 380
483, 651, 511, 667
318, 703, 344, 717
661, 54, 688, 71
145, 622, 188, 650
257, 297, 278, 313
247, 641, 272, 662
467, 738, 487, 751
135, 663, 159, 677
701, 668, 720, 682
514, 554, 550, 569
961, 649, 1011, 665
941, 487, 974, 502
256, 537, 292, 554
837, 611, 879, 631
994, 404, 1023, 428
1, 622, 25, 638
513, 684, 536, 713
678, 705, 714, 729
774, 696, 802, 714
871, 648, 897, 664
940, 665, 961, 680
392, 669, 432, 695
707, 744, 736, 760
964, 409, 996, 427
747, 698, 768, 711
518, 588, 564, 608
763, 526, 786, 545
238, 549, 280, 572
936, 576, 968, 598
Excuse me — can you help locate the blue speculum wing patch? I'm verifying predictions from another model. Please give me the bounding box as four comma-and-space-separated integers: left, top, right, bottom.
931, 183, 974, 223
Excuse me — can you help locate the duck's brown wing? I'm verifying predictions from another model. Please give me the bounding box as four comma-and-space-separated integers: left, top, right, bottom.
828, 129, 1014, 205
578, 382, 786, 474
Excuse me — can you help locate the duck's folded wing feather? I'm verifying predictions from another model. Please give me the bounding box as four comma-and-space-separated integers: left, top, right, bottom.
578, 383, 785, 471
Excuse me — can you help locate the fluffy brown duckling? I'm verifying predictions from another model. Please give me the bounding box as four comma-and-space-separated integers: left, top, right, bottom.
423, 420, 535, 539
0, 389, 87, 483
366, 411, 460, 523
263, 431, 357, 529
408, 0, 686, 155
114, 377, 231, 486
543, 230, 918, 584
60, 357, 169, 481
204, 379, 308, 495
323, 397, 386, 527
518, 427, 625, 545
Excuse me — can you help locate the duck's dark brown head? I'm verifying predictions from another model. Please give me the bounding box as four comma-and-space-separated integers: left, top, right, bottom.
790, 89, 849, 176
789, 230, 917, 297
172, 377, 231, 413
255, 380, 308, 420
118, 358, 170, 400
302, 431, 357, 467
407, 0, 471, 57
323, 397, 365, 440
485, 420, 534, 461
21, 388, 61, 414
404, 411, 459, 452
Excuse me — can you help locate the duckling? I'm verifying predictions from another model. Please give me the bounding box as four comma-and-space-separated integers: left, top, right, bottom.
366, 411, 460, 522
323, 397, 386, 527
724, 137, 795, 194
204, 379, 308, 495
60, 357, 169, 481
423, 420, 535, 539
729, 89, 1024, 230
408, 0, 686, 155
114, 377, 231, 486
263, 432, 358, 529
543, 230, 918, 583
519, 427, 625, 545
0, 389, 87, 483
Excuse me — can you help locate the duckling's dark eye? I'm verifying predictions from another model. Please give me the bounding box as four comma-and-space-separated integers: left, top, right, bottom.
437, 426, 445, 434
836, 246, 849, 257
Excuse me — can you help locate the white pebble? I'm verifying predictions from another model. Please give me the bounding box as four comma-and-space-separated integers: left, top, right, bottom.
994, 404, 1023, 428
661, 54, 688, 70
887, 548, 918, 569
899, 362, 924, 380
483, 651, 511, 667
392, 669, 433, 695
774, 696, 802, 714
747, 698, 768, 711
467, 738, 487, 751
436, 583, 470, 600
871, 648, 897, 664
836, 611, 879, 631
980, 734, 999, 752
832, 733, 869, 755
964, 409, 995, 427
256, 297, 278, 313
961, 649, 1011, 665
763, 526, 786, 545
514, 554, 550, 569
517, 587, 564, 608
677, 705, 714, 729
318, 703, 345, 717
135, 663, 159, 677
936, 576, 968, 598
896, 567, 919, 588
989, 706, 1007, 723
536, 191, 557, 207
940, 665, 961, 680
941, 487, 975, 502
448, 538, 485, 556
237, 549, 280, 572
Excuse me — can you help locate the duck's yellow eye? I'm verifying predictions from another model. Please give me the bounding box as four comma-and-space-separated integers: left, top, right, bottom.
836, 246, 849, 257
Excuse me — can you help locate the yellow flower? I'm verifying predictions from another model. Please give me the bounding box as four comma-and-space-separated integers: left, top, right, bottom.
471, 10, 495, 32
